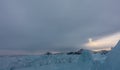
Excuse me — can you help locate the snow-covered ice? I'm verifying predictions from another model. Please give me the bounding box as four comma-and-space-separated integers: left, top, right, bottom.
0, 50, 94, 70
102, 40, 120, 70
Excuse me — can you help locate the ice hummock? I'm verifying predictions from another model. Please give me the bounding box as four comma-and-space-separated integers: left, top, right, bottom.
0, 50, 95, 70
101, 40, 120, 70
16, 50, 94, 70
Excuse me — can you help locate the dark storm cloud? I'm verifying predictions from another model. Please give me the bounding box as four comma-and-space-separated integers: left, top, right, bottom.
0, 0, 120, 52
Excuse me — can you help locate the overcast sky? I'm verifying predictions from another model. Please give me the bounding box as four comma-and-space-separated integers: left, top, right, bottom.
0, 0, 120, 54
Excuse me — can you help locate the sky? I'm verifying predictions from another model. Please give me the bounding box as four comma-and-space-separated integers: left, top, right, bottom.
0, 0, 120, 55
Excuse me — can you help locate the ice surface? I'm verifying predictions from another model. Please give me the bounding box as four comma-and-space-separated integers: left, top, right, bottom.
15, 50, 94, 70
0, 50, 96, 70
102, 40, 120, 70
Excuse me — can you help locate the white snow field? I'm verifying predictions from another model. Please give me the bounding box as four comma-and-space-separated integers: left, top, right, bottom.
0, 41, 120, 70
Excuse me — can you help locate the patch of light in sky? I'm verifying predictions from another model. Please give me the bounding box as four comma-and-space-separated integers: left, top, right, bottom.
83, 32, 120, 51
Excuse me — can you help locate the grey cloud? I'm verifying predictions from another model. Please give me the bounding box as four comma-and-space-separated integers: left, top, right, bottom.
0, 0, 120, 52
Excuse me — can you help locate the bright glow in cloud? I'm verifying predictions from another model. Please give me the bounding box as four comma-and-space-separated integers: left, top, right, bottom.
84, 32, 120, 51
88, 38, 93, 43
